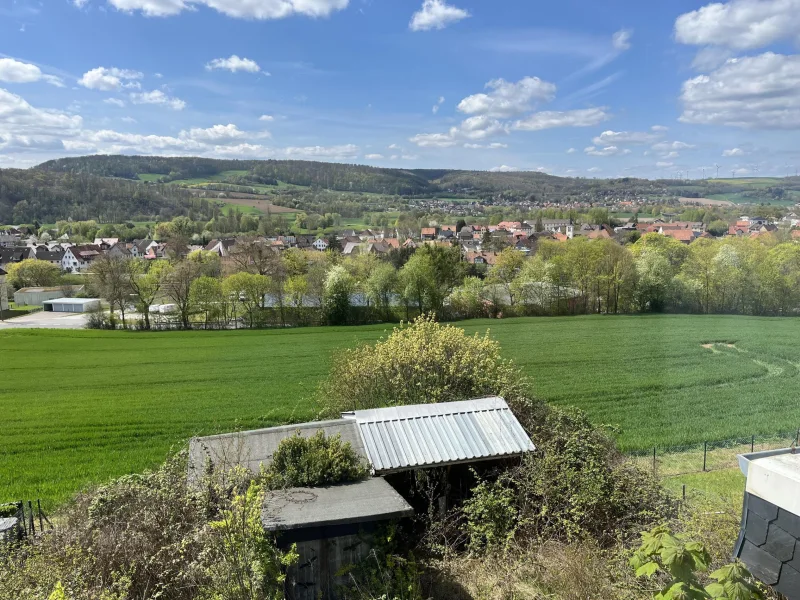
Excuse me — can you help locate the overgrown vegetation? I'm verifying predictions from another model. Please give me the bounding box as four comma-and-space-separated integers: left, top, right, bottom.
631, 525, 763, 600
261, 431, 369, 489
0, 455, 296, 600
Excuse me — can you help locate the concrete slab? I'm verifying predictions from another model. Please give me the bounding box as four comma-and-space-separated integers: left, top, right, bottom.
0, 311, 88, 329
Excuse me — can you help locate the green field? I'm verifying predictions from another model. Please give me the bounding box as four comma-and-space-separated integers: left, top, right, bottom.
3, 314, 800, 507
708, 192, 796, 206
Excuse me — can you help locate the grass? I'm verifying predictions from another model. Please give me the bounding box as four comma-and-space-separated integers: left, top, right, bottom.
136, 173, 168, 182
4, 314, 800, 507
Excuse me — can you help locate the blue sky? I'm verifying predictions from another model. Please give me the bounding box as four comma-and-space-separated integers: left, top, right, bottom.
1, 0, 799, 178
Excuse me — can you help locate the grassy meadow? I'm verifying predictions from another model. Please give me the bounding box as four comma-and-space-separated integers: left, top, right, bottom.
3, 314, 800, 507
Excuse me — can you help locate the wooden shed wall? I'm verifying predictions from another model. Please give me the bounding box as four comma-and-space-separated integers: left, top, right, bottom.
286, 533, 372, 600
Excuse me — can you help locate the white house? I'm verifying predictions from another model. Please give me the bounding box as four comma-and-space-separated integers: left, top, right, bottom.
62, 245, 102, 273
312, 238, 329, 251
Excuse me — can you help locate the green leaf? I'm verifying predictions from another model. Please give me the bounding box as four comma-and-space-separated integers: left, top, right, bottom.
636, 561, 660, 578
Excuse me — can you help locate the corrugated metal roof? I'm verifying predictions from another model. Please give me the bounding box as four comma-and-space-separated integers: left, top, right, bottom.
343, 397, 535, 474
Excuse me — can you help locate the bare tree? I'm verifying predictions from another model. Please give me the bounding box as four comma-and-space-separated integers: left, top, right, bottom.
91, 256, 132, 328
163, 260, 202, 329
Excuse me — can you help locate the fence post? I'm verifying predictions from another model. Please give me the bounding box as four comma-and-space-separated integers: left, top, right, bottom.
27, 500, 34, 535
703, 441, 708, 472
37, 499, 43, 533
682, 484, 686, 501
751, 435, 755, 453
653, 446, 657, 475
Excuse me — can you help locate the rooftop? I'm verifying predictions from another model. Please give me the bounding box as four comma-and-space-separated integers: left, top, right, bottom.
343, 397, 535, 474
189, 419, 366, 482
262, 477, 413, 531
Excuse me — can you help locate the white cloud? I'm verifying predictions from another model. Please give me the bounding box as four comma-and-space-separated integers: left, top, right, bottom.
489, 165, 519, 172
432, 96, 445, 114
73, 0, 90, 6
410, 115, 508, 147
0, 88, 83, 137
108, 0, 349, 19
587, 167, 601, 173
584, 145, 631, 157
662, 151, 680, 159
0, 59, 65, 87
651, 140, 695, 152
103, 98, 126, 107
656, 161, 674, 168
121, 116, 137, 123
566, 147, 577, 154
388, 143, 401, 150
512, 107, 610, 131
592, 129, 662, 145
463, 142, 507, 149
675, 0, 800, 50
79, 67, 143, 91
651, 125, 669, 132
205, 55, 263, 73
179, 123, 248, 143
364, 153, 384, 159
680, 53, 800, 128
409, 133, 457, 148
457, 76, 556, 118
283, 144, 359, 159
401, 154, 418, 160
612, 29, 632, 51
0, 58, 42, 83
409, 0, 469, 31
130, 89, 186, 110
723, 147, 746, 156
259, 114, 274, 121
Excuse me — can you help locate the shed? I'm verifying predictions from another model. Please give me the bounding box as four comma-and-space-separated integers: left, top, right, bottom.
734, 448, 800, 599
342, 397, 535, 474
188, 419, 366, 483
14, 287, 72, 306
264, 478, 413, 600
42, 298, 101, 313
188, 398, 536, 600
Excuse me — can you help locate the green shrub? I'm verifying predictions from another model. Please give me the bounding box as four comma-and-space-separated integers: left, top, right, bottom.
0, 453, 295, 600
317, 314, 535, 418
202, 481, 297, 600
510, 407, 673, 545
462, 472, 517, 555
630, 525, 764, 600
0, 503, 19, 518
262, 431, 370, 489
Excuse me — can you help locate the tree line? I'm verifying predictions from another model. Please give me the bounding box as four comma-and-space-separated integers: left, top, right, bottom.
79, 232, 800, 332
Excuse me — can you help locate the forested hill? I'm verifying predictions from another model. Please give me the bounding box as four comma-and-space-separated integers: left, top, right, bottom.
0, 168, 215, 225
37, 155, 442, 196
37, 154, 580, 196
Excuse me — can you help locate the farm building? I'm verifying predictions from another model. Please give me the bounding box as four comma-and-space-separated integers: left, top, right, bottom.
14, 287, 82, 306
189, 397, 536, 600
42, 298, 101, 313
734, 447, 800, 599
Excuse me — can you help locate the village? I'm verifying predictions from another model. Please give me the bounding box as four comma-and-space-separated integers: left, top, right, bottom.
1, 211, 797, 278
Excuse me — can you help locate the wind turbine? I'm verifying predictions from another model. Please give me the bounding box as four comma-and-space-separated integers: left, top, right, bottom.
714, 164, 720, 179
732, 169, 736, 178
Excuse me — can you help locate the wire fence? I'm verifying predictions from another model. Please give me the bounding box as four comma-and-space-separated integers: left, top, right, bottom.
627, 429, 800, 478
